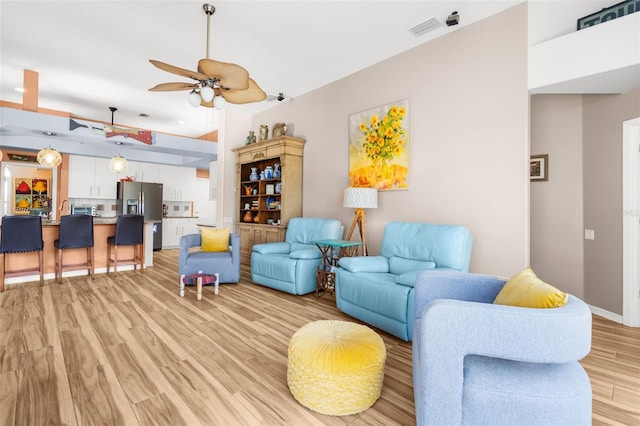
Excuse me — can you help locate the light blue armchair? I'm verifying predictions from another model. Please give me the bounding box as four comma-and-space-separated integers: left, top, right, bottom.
336, 221, 473, 341
413, 270, 592, 426
251, 217, 343, 295
179, 233, 240, 284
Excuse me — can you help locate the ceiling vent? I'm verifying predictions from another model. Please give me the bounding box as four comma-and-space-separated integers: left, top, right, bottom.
409, 18, 441, 37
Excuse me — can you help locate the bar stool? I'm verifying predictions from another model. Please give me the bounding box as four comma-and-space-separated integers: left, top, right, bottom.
0, 215, 44, 291
54, 214, 95, 283
107, 214, 144, 276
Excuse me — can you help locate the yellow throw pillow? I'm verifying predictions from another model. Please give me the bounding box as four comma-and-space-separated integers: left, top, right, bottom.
201, 227, 230, 252
494, 267, 568, 308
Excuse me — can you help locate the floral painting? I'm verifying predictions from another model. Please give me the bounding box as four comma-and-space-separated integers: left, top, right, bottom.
349, 99, 409, 191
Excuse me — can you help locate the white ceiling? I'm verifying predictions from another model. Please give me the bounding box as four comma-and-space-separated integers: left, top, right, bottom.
0, 0, 623, 144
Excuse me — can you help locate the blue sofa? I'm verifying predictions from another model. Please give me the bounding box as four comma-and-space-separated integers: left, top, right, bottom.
335, 221, 473, 341
251, 217, 344, 295
413, 270, 592, 425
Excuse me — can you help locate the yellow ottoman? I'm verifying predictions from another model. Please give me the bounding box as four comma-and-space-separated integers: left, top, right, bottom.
287, 320, 386, 416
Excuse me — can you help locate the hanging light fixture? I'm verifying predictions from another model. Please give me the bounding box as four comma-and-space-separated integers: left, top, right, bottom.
107, 107, 129, 173
37, 131, 62, 167
109, 154, 128, 173
213, 94, 226, 110
188, 89, 202, 107
37, 146, 62, 167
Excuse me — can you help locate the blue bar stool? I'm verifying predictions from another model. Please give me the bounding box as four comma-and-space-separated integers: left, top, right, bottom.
0, 215, 44, 291
54, 214, 95, 283
107, 214, 144, 276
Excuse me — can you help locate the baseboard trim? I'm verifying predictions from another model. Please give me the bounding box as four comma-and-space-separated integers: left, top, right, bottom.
588, 304, 623, 324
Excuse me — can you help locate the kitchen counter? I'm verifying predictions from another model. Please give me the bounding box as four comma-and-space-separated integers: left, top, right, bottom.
1, 219, 155, 285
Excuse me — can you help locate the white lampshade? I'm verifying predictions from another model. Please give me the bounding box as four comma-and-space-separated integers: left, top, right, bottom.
213, 94, 226, 110
109, 155, 128, 173
188, 90, 201, 108
343, 187, 378, 209
200, 85, 214, 102
37, 146, 62, 167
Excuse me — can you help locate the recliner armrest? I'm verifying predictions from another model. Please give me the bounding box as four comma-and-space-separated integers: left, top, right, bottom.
289, 247, 322, 260
338, 256, 389, 273
252, 242, 290, 255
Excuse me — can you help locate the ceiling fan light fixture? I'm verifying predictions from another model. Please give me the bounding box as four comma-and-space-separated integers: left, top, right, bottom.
109, 155, 128, 173
213, 94, 226, 110
189, 89, 202, 107
37, 146, 62, 167
200, 85, 214, 103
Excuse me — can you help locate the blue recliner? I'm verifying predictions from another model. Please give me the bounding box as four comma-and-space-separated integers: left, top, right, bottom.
251, 217, 344, 295
179, 233, 240, 284
336, 221, 473, 341
413, 270, 592, 426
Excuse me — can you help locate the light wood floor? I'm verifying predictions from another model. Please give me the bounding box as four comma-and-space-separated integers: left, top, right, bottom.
0, 249, 638, 425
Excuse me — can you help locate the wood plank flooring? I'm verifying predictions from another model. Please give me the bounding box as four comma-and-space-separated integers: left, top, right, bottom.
0, 249, 638, 425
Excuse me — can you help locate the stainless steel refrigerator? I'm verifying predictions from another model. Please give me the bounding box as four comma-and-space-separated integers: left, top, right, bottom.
116, 182, 164, 250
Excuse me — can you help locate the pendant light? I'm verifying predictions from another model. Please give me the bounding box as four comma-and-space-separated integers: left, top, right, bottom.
37, 131, 62, 167
107, 107, 128, 173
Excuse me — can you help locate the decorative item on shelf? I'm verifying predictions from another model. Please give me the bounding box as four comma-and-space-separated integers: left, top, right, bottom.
246, 130, 256, 145
253, 213, 260, 223
259, 124, 269, 141
267, 218, 274, 225
272, 122, 286, 138
252, 188, 258, 195
243, 210, 253, 222
264, 165, 273, 179
244, 202, 250, 210
244, 185, 253, 196
343, 187, 378, 256
273, 163, 281, 178
259, 170, 265, 180
249, 167, 259, 181
275, 182, 282, 194
266, 196, 275, 209
265, 184, 275, 195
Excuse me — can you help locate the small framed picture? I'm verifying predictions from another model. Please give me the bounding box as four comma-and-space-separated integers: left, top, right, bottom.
265, 184, 275, 195
530, 154, 548, 182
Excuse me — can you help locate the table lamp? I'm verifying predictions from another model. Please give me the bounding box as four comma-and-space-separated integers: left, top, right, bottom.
343, 187, 378, 256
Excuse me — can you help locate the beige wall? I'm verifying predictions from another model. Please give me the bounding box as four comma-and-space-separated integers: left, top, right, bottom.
583, 88, 640, 314
530, 94, 584, 297
223, 4, 530, 277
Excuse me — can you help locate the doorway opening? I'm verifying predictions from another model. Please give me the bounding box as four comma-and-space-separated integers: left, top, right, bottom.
622, 116, 640, 327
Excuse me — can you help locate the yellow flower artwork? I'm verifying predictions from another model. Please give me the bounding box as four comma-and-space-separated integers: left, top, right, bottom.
349, 99, 409, 191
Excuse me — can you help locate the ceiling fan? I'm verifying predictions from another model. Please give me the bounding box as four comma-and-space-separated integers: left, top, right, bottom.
148, 3, 266, 109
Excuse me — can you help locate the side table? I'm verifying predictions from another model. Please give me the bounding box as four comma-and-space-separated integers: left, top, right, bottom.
181, 271, 220, 300
312, 239, 363, 297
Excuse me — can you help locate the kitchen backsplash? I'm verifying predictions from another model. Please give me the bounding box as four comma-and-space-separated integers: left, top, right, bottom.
68, 198, 194, 217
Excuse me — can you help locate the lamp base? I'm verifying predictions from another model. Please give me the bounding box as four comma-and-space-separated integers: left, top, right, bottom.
346, 208, 368, 256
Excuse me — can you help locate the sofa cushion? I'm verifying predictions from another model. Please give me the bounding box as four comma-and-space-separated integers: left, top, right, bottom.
388, 257, 436, 275
251, 253, 297, 284
338, 272, 410, 322
381, 222, 473, 272
493, 267, 568, 308
201, 227, 230, 252
290, 248, 322, 260
339, 256, 389, 273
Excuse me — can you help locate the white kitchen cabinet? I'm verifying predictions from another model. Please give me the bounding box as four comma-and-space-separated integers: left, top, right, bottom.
162, 165, 197, 201
162, 218, 199, 248
69, 155, 119, 199
128, 161, 161, 183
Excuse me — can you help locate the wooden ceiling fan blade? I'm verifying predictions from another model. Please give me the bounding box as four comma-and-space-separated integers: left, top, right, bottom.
149, 59, 211, 82
220, 78, 267, 104
198, 59, 249, 90
149, 82, 199, 92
